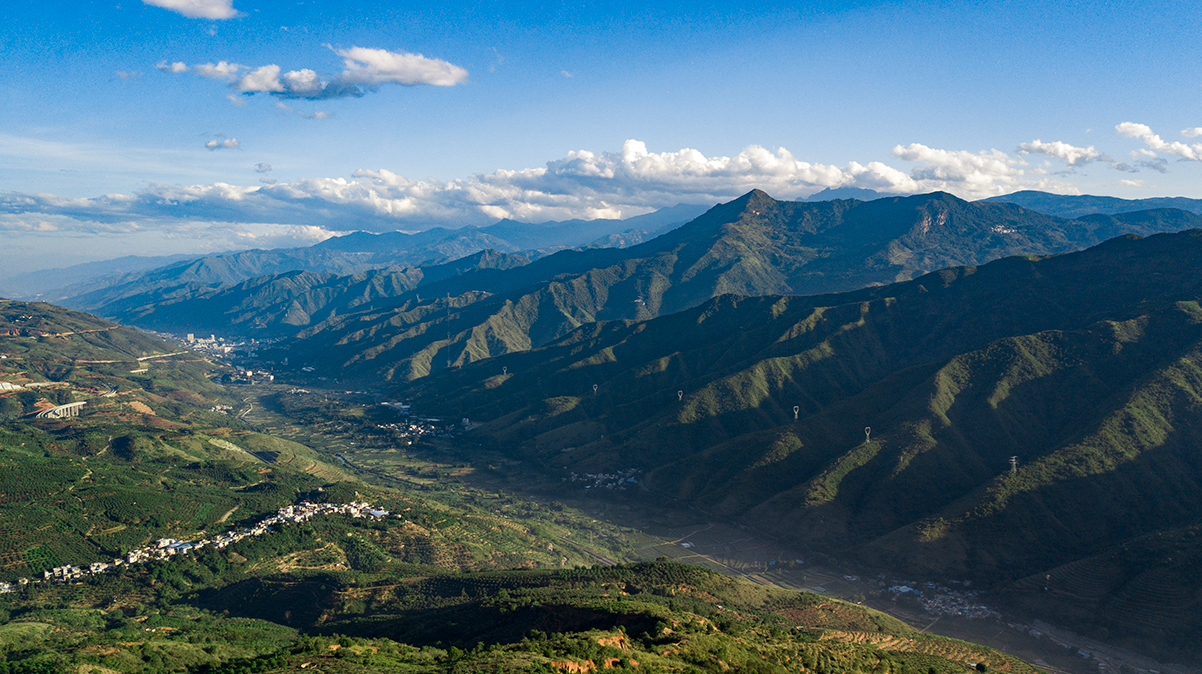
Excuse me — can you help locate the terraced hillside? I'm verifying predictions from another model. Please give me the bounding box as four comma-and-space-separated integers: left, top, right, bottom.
0, 300, 589, 583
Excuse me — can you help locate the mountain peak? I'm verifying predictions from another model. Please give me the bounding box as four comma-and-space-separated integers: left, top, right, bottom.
803, 186, 889, 202
733, 188, 778, 212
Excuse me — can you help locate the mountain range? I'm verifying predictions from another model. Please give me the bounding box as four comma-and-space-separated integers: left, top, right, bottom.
398, 227, 1202, 659
201, 189, 1202, 382
0, 297, 1049, 673
9, 189, 1202, 665
983, 190, 1202, 218
12, 203, 707, 306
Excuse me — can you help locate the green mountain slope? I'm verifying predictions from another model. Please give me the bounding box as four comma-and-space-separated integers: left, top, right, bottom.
264, 190, 1202, 382
398, 229, 1202, 655
0, 300, 344, 580
0, 300, 1041, 674
0, 298, 618, 583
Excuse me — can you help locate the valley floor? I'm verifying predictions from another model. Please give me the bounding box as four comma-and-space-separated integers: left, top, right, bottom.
230, 382, 1202, 674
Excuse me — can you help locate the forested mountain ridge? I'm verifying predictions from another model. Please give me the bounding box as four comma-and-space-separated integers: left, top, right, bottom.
399, 229, 1202, 658
261, 189, 1202, 382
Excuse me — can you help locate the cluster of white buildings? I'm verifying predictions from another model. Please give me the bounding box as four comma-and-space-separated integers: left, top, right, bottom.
376, 418, 439, 441
886, 579, 999, 619
184, 334, 236, 355
566, 468, 642, 491
0, 500, 396, 593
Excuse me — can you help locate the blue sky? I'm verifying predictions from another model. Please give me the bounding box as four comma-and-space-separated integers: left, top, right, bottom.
2, 0, 1201, 274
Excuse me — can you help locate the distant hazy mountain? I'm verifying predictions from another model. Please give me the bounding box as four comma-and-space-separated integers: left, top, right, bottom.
476, 203, 709, 250
60, 204, 707, 313
404, 229, 1202, 658
983, 190, 1202, 218
803, 186, 889, 201
100, 250, 530, 337
255, 190, 1202, 382
1, 253, 198, 301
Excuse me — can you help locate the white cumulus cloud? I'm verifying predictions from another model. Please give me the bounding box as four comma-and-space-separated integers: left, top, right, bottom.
1116, 121, 1202, 161
1017, 139, 1108, 165
194, 61, 244, 80
0, 139, 1081, 239
1182, 127, 1202, 138
891, 144, 1027, 193
142, 0, 240, 20
335, 46, 469, 87
235, 65, 286, 93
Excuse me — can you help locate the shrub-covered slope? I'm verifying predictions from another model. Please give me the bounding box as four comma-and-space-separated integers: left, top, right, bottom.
0, 552, 1043, 673
403, 230, 1202, 611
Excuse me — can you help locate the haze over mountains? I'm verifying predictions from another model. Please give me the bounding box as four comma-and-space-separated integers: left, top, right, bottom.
983, 191, 1202, 219
64, 190, 1202, 383
5, 203, 708, 305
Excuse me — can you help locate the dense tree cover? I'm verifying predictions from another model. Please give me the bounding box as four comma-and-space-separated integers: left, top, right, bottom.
400, 229, 1202, 663
0, 548, 1035, 674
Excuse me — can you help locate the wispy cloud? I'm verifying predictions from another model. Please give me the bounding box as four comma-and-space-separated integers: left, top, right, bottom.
1014, 126, 1198, 174
334, 47, 468, 88
160, 47, 468, 101
142, 0, 241, 20
115, 71, 143, 80
155, 60, 189, 73
204, 136, 239, 150
254, 163, 272, 173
